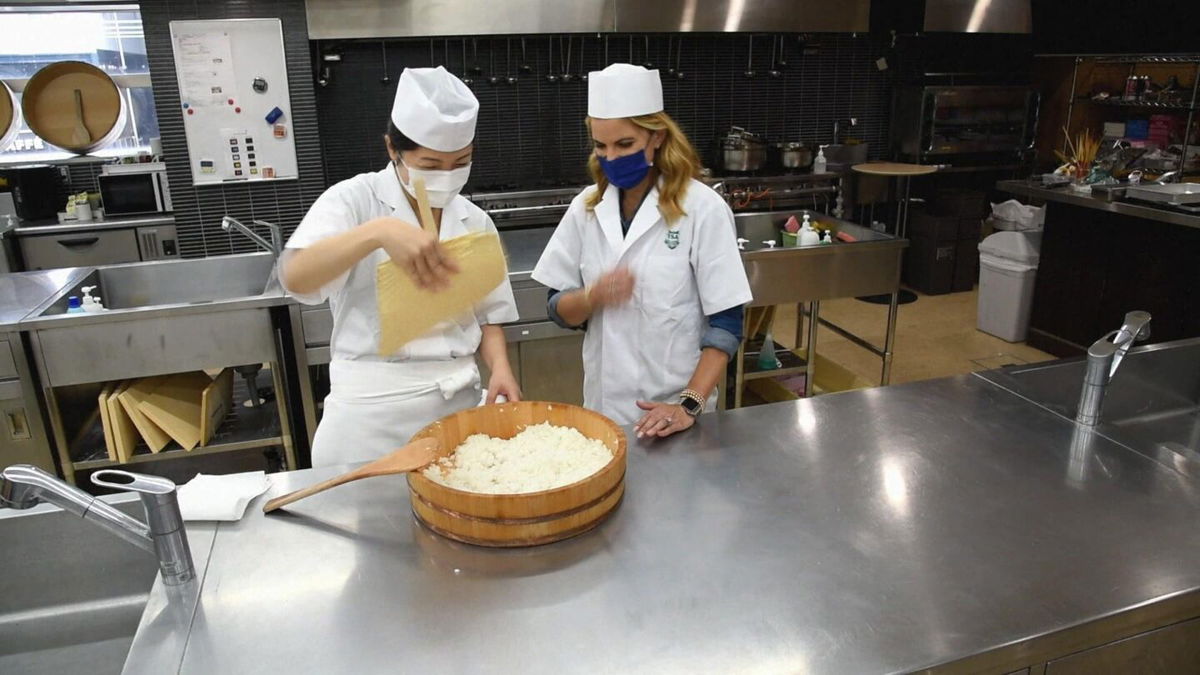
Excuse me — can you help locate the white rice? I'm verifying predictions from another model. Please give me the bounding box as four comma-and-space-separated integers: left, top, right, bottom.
422, 423, 613, 494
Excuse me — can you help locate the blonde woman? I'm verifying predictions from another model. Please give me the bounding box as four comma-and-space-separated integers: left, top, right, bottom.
532, 64, 752, 438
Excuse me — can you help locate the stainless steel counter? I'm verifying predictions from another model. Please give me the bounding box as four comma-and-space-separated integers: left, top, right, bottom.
12, 215, 176, 237
0, 268, 90, 329
997, 179, 1200, 230
123, 376, 1200, 674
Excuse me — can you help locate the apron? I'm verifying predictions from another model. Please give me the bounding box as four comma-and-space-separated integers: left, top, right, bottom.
310, 357, 481, 467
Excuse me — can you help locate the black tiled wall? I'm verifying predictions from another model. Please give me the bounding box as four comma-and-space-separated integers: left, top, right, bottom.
316, 33, 892, 192
139, 0, 325, 258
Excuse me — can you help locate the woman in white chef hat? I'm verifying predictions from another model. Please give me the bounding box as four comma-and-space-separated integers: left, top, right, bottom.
281, 66, 520, 467
532, 64, 752, 438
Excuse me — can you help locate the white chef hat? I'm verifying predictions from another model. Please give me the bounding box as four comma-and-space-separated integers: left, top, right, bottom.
390, 66, 479, 152
587, 63, 664, 119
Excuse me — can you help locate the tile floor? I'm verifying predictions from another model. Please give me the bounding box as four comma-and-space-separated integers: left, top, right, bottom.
768, 288, 1056, 388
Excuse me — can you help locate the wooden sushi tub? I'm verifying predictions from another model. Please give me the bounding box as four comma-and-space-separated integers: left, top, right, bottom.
407, 401, 627, 548
0, 81, 19, 151
22, 61, 127, 154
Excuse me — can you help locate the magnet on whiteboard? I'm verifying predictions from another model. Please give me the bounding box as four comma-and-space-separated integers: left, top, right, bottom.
273, 124, 287, 139
235, 107, 242, 113
265, 106, 283, 124
199, 159, 216, 174
262, 167, 275, 178
252, 77, 268, 93
187, 108, 194, 115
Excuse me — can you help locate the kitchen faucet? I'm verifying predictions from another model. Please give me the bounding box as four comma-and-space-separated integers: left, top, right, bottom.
222, 216, 282, 257
0, 465, 195, 586
1076, 311, 1152, 426
832, 117, 857, 144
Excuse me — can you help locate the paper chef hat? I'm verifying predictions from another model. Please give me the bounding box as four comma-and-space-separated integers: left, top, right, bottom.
391, 66, 479, 151
587, 64, 664, 119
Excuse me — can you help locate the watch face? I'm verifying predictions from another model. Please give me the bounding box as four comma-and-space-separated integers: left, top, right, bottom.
681, 397, 702, 414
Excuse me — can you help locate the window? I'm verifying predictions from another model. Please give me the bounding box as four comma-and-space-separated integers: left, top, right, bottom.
0, 5, 158, 163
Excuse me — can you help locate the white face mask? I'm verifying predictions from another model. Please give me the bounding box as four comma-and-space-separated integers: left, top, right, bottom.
396, 160, 472, 208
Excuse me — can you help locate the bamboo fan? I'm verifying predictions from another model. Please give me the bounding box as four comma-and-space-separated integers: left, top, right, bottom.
376, 177, 507, 355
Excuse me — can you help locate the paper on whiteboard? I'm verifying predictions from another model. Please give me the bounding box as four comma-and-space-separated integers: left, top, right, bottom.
175, 30, 237, 108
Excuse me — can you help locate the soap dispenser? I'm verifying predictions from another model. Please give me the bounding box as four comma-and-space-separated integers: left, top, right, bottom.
813, 145, 828, 174
799, 213, 821, 246
81, 286, 105, 313
66, 296, 83, 314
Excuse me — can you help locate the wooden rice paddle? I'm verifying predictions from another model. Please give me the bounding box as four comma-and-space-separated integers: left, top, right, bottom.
71, 89, 91, 146
263, 438, 441, 513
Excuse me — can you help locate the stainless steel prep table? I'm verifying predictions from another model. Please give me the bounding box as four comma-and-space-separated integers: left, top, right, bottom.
124, 375, 1200, 674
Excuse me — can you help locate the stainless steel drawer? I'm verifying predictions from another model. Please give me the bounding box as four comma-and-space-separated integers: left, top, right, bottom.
300, 305, 333, 347
21, 229, 141, 270
513, 284, 549, 323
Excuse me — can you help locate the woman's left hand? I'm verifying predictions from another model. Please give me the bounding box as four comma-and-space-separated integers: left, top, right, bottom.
486, 369, 522, 404
634, 401, 694, 439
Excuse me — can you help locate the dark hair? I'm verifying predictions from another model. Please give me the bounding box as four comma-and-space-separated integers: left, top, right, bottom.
385, 121, 419, 153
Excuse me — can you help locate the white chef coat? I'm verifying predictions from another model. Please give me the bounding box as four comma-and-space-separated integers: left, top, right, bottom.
531, 178, 752, 425
283, 165, 519, 466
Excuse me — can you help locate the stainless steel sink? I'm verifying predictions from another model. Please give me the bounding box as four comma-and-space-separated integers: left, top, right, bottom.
0, 497, 157, 675
32, 252, 279, 317
977, 337, 1200, 466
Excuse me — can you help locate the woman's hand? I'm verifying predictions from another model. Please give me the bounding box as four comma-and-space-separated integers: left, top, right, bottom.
368, 217, 460, 290
486, 367, 522, 404
634, 400, 694, 439
587, 268, 636, 309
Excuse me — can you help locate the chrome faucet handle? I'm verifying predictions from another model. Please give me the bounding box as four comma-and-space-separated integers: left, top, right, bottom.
92, 469, 195, 585
1087, 311, 1151, 379
251, 219, 283, 254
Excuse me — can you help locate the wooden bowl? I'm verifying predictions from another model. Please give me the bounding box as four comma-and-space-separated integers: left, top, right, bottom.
407, 401, 627, 548
22, 61, 127, 154
0, 81, 19, 151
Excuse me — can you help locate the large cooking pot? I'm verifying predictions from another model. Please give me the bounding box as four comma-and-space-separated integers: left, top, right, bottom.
0, 81, 19, 151
718, 126, 767, 172
22, 61, 127, 154
774, 142, 813, 170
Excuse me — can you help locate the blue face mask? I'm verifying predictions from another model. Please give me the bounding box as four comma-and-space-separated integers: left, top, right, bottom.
598, 149, 652, 189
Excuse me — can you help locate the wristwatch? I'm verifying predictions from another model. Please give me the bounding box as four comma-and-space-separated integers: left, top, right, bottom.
679, 389, 704, 417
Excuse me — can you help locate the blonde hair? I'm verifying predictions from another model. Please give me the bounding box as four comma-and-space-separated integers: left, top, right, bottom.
585, 112, 702, 224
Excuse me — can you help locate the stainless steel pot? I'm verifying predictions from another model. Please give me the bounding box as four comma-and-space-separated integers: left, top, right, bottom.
718, 127, 767, 172
774, 142, 813, 170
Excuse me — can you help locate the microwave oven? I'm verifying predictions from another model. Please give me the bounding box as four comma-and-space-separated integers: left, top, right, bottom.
99, 162, 173, 216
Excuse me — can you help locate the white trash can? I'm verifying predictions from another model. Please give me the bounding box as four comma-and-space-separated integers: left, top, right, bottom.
977, 231, 1041, 342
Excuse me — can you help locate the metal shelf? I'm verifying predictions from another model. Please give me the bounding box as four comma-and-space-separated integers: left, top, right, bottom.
742, 341, 809, 381
1077, 97, 1195, 112
69, 375, 282, 471
1093, 55, 1200, 65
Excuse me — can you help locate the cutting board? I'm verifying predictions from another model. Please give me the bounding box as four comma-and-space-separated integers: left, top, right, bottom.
118, 376, 174, 453
199, 368, 235, 446
136, 371, 215, 451
97, 382, 116, 461
108, 381, 140, 463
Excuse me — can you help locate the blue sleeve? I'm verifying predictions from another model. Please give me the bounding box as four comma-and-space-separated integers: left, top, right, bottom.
547, 287, 586, 331
701, 305, 744, 357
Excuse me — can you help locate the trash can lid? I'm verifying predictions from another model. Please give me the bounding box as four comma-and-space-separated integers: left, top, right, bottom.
978, 231, 1040, 265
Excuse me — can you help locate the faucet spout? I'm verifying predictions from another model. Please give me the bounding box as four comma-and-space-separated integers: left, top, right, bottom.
1076, 310, 1151, 426
222, 216, 282, 257
1, 465, 195, 585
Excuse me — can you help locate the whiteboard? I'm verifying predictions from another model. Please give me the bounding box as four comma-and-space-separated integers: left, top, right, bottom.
169, 19, 298, 187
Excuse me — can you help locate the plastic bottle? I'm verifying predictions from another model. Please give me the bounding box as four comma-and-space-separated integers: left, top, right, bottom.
757, 330, 782, 370
799, 214, 821, 246
81, 286, 105, 313
813, 145, 828, 174
66, 296, 83, 314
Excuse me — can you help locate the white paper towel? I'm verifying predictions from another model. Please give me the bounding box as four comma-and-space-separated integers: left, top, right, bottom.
177, 471, 271, 521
